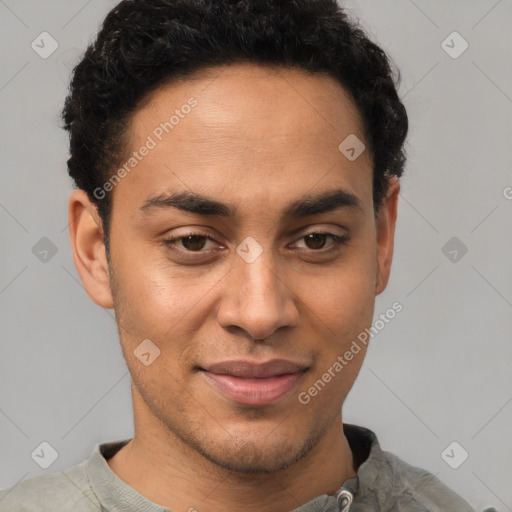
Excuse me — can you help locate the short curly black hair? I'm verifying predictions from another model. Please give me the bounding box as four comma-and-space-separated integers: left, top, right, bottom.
62, 0, 408, 254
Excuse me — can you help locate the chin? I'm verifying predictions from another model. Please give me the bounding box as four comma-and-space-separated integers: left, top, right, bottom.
195, 439, 307, 474
181, 422, 326, 475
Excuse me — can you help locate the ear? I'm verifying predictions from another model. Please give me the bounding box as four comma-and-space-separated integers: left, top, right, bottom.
68, 189, 114, 308
375, 176, 400, 296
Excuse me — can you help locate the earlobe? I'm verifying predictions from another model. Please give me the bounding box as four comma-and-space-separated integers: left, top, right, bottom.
375, 177, 400, 296
68, 189, 114, 309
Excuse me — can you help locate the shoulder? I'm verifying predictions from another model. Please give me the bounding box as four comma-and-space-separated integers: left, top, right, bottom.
0, 460, 101, 512
343, 424, 475, 511
382, 450, 476, 511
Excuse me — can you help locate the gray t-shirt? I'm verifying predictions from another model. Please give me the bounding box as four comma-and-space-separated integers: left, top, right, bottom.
0, 424, 475, 511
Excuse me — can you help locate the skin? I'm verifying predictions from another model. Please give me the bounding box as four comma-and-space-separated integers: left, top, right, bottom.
68, 62, 400, 512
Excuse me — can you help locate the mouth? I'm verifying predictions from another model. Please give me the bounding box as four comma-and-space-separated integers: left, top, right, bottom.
199, 359, 308, 406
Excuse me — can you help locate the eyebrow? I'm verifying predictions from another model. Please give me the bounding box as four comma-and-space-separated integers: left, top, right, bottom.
139, 188, 364, 219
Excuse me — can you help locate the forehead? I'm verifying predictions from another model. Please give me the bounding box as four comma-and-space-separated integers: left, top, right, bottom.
135, 62, 365, 145
113, 62, 373, 217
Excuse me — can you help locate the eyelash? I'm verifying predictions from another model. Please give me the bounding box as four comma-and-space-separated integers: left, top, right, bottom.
162, 231, 349, 257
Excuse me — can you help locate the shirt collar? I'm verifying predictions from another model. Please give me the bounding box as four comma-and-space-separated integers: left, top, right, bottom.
85, 423, 389, 512
87, 438, 171, 512
291, 423, 393, 512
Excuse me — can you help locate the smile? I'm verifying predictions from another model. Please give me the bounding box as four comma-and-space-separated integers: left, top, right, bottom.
199, 359, 308, 406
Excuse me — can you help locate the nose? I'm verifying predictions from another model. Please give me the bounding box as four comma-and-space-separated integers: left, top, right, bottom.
216, 245, 300, 341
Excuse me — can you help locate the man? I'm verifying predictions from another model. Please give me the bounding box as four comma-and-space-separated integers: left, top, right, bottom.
0, 0, 475, 510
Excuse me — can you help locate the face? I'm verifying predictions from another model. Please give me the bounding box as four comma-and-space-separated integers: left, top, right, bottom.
71, 62, 398, 474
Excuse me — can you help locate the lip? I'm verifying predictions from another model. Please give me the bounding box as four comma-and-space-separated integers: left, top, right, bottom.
200, 359, 308, 406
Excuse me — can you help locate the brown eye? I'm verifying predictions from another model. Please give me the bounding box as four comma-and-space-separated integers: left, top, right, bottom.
303, 233, 329, 250
163, 232, 219, 255
292, 232, 349, 252
180, 235, 208, 251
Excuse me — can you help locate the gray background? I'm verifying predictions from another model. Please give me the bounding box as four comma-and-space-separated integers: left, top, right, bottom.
1, 0, 511, 509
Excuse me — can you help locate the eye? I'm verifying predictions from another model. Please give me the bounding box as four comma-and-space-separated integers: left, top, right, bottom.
292, 232, 348, 251
163, 232, 220, 253
162, 230, 348, 257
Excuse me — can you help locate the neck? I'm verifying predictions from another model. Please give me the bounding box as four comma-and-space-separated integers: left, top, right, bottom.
107, 398, 356, 512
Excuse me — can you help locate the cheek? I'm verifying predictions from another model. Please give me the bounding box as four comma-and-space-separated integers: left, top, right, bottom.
110, 250, 226, 356
296, 235, 377, 330
295, 272, 373, 412
293, 234, 377, 389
